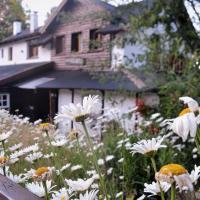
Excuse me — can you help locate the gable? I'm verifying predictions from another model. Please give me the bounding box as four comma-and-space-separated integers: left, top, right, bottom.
41, 0, 115, 33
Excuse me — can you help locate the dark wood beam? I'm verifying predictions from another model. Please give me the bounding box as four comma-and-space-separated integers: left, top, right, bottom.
0, 174, 42, 200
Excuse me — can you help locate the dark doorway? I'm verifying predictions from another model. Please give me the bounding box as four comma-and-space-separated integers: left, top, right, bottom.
10, 89, 56, 122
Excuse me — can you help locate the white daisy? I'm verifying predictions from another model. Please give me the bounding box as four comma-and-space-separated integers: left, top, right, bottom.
144, 181, 171, 197
25, 152, 43, 163
105, 155, 115, 162
179, 96, 199, 112
118, 158, 124, 163
107, 168, 113, 175
97, 159, 105, 166
51, 188, 72, 200
65, 177, 94, 192
150, 113, 161, 120
26, 180, 56, 197
171, 111, 197, 142
52, 138, 67, 147
130, 137, 166, 156
0, 131, 12, 142
79, 190, 98, 200
189, 165, 200, 185
8, 143, 23, 152
7, 172, 25, 183
56, 95, 100, 122
116, 191, 123, 198
137, 194, 146, 200
71, 165, 82, 172
174, 174, 193, 192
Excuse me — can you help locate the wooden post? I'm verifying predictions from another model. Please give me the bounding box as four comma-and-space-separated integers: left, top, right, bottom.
0, 174, 42, 200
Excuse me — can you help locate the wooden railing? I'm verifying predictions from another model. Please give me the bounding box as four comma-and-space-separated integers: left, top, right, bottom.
0, 174, 42, 200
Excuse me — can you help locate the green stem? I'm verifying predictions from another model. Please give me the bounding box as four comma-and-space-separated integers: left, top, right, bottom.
81, 121, 109, 200
2, 140, 6, 155
170, 183, 176, 200
3, 166, 6, 176
150, 157, 157, 173
42, 181, 50, 200
195, 136, 200, 155
150, 157, 165, 200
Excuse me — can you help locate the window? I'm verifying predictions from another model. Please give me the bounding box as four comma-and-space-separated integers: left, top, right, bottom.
0, 94, 10, 109
71, 32, 82, 52
55, 35, 65, 54
1, 49, 4, 58
28, 45, 38, 58
89, 29, 102, 50
8, 47, 13, 61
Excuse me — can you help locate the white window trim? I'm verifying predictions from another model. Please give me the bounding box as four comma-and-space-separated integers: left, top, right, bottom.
0, 93, 10, 109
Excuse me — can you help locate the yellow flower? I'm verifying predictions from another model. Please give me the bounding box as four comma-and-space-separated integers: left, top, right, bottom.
0, 156, 9, 166
159, 164, 187, 176
35, 167, 49, 177
68, 130, 79, 140
179, 108, 191, 116
39, 123, 50, 131
155, 164, 193, 191
33, 167, 52, 181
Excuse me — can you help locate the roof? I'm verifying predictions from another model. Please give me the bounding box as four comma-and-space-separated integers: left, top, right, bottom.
0, 28, 41, 45
97, 24, 123, 35
14, 69, 153, 92
0, 62, 53, 86
41, 0, 115, 34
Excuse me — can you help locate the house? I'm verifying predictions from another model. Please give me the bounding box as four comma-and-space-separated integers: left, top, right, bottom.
0, 0, 159, 133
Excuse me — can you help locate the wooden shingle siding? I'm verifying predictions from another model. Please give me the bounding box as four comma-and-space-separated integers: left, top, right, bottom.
51, 0, 112, 70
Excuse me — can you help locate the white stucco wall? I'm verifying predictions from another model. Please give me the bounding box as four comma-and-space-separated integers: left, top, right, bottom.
0, 41, 51, 66
104, 91, 137, 133
57, 89, 138, 135
58, 89, 73, 134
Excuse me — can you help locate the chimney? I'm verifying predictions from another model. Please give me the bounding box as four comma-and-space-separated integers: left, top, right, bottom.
30, 12, 38, 32
13, 21, 22, 35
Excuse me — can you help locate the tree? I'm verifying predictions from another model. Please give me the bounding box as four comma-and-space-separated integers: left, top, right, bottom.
0, 0, 25, 40
110, 0, 200, 117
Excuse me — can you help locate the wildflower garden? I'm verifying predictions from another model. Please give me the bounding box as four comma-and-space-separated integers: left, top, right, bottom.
0, 95, 199, 200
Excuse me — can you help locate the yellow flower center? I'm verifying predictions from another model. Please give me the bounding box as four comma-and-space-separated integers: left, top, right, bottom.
35, 167, 49, 176
75, 114, 89, 122
159, 164, 187, 176
179, 108, 191, 116
69, 130, 79, 140
60, 197, 65, 200
0, 156, 8, 164
39, 123, 49, 127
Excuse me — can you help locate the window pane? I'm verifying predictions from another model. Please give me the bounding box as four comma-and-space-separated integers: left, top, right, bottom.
71, 32, 81, 52
55, 36, 65, 54
3, 95, 7, 100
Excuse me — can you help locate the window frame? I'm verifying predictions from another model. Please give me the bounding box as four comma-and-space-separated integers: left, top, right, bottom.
71, 32, 82, 53
8, 47, 13, 61
0, 93, 10, 109
89, 29, 103, 50
1, 48, 4, 59
28, 44, 39, 59
55, 35, 65, 55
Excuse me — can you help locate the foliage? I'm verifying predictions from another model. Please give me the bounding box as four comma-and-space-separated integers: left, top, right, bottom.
0, 0, 25, 40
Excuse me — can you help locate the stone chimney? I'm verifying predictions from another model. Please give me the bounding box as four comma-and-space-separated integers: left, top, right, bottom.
13, 21, 22, 35
30, 12, 38, 32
